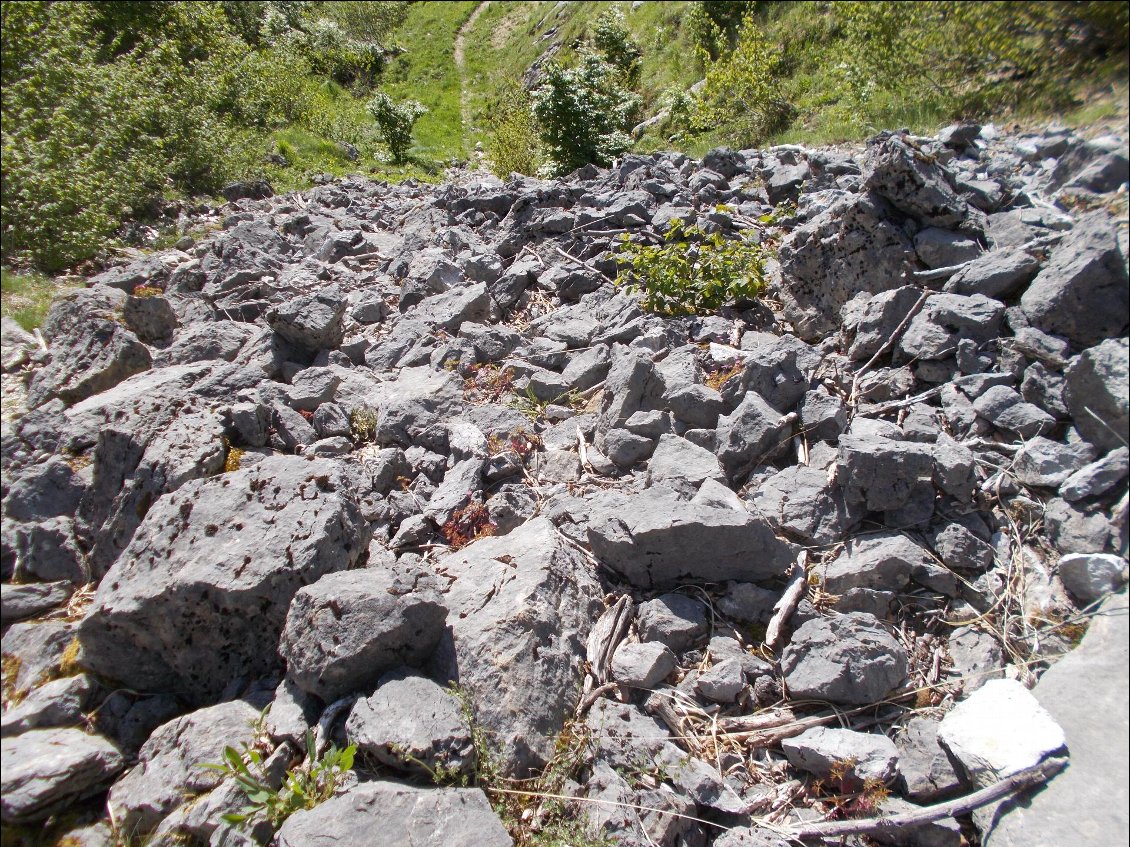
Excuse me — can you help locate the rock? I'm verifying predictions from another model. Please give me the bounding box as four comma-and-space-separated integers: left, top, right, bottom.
27, 288, 152, 408
715, 391, 793, 481
753, 464, 862, 545
583, 759, 697, 847
666, 383, 724, 429
822, 532, 956, 596
797, 389, 847, 441
432, 518, 603, 777
602, 427, 655, 467
873, 797, 965, 847
123, 294, 178, 343
265, 677, 319, 747
984, 590, 1128, 847
782, 726, 899, 789
369, 366, 465, 448
345, 668, 474, 778
280, 569, 448, 702
695, 658, 746, 703
1019, 214, 1129, 347
843, 286, 923, 361
0, 673, 93, 736
155, 321, 254, 366
1063, 337, 1129, 453
895, 716, 965, 802
107, 699, 261, 836
782, 613, 908, 705
0, 728, 124, 823
932, 523, 994, 572
586, 487, 794, 588
1012, 437, 1095, 488
610, 641, 678, 689
938, 678, 1066, 786
1061, 447, 1129, 502
947, 626, 1005, 692
1, 316, 37, 371
863, 137, 975, 229
898, 293, 1004, 362
267, 287, 347, 352
636, 593, 709, 652
1056, 553, 1127, 603
415, 282, 493, 332
1, 620, 77, 697
275, 782, 512, 847
777, 191, 914, 341
78, 456, 370, 704
837, 433, 935, 512
972, 385, 1056, 438
945, 249, 1040, 299
914, 227, 981, 269
645, 434, 724, 486
0, 581, 74, 624
1044, 497, 1112, 554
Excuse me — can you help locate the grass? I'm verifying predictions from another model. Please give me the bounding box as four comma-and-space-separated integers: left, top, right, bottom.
1, 268, 65, 331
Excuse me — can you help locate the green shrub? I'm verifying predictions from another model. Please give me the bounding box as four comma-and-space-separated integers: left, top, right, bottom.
591, 7, 642, 85
531, 53, 639, 175
485, 86, 540, 177
366, 91, 428, 161
615, 220, 769, 316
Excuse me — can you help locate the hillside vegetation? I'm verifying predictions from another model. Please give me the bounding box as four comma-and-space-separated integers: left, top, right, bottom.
1, 0, 1126, 280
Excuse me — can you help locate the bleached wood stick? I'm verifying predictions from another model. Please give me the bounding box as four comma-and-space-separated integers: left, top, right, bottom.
765, 551, 807, 651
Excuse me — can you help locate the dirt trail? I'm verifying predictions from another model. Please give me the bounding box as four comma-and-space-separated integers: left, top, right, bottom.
454, 1, 491, 152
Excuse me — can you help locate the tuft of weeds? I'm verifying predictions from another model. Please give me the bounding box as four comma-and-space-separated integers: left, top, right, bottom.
1, 267, 66, 331
349, 406, 379, 443
441, 501, 496, 550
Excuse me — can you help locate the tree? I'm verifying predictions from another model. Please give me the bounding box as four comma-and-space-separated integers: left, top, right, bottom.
366, 92, 427, 162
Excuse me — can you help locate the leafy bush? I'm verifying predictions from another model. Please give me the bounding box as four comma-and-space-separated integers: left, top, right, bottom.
203, 729, 355, 832
367, 91, 428, 161
485, 86, 540, 177
615, 219, 769, 316
591, 7, 642, 84
531, 53, 639, 175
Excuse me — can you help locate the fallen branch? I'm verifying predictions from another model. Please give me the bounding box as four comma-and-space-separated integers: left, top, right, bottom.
789, 756, 1069, 840
765, 551, 808, 652
586, 595, 634, 684
548, 244, 616, 284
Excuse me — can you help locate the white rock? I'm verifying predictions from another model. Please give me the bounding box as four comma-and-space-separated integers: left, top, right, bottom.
938, 678, 1066, 784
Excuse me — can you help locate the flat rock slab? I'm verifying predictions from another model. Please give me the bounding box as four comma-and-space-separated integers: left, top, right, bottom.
782, 613, 908, 706
275, 782, 512, 847
782, 726, 899, 789
1, 728, 124, 823
986, 590, 1128, 847
78, 455, 370, 704
938, 678, 1066, 786
587, 488, 794, 588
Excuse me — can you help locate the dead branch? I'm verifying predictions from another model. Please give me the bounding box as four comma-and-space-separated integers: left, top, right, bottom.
789, 756, 1068, 840
765, 552, 808, 651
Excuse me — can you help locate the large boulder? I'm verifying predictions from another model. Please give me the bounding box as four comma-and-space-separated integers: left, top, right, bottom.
863, 137, 976, 229
1, 729, 124, 823
782, 613, 908, 705
1019, 214, 1129, 347
432, 518, 603, 777
267, 287, 347, 352
587, 488, 794, 588
78, 456, 370, 704
1063, 337, 1129, 454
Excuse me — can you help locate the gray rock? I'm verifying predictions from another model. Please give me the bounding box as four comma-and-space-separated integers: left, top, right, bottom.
637, 593, 709, 652
938, 679, 1066, 786
345, 668, 474, 778
123, 294, 178, 343
601, 427, 655, 467
914, 227, 982, 269
0, 673, 93, 736
782, 613, 908, 705
273, 402, 317, 450
107, 699, 261, 836
1063, 337, 1129, 454
423, 457, 483, 526
666, 384, 724, 429
645, 434, 724, 486
597, 347, 663, 435
945, 249, 1040, 299
1, 620, 77, 697
863, 137, 975, 229
1, 316, 37, 371
798, 389, 847, 442
1021, 362, 1068, 419
932, 523, 994, 572
837, 433, 935, 512
432, 518, 603, 777
281, 569, 448, 702
777, 191, 914, 341
897, 293, 1004, 362
715, 391, 793, 481
716, 582, 778, 626
695, 658, 746, 703
1057, 553, 1127, 603
984, 590, 1128, 847
781, 726, 899, 789
0, 728, 124, 823
154, 321, 254, 366
1061, 447, 1130, 501
78, 456, 370, 704
1020, 213, 1129, 347
611, 641, 678, 689
401, 250, 464, 309
287, 366, 341, 411
415, 282, 493, 332
895, 716, 965, 802
720, 346, 807, 413
1044, 497, 1112, 554
267, 287, 347, 352
27, 288, 152, 408
2, 457, 84, 522
586, 488, 793, 588
275, 782, 512, 847
370, 366, 465, 448
946, 626, 1005, 692
932, 434, 978, 502
753, 464, 862, 545
844, 286, 923, 361
265, 677, 319, 747
0, 581, 73, 624
823, 532, 956, 596
972, 385, 1055, 438
1012, 437, 1094, 488
583, 759, 697, 847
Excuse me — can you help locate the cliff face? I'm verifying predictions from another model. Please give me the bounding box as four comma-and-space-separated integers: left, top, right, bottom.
1, 123, 1127, 845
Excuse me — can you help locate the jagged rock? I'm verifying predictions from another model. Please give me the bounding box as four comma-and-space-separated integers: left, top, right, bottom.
610, 641, 678, 689
895, 716, 965, 802
645, 434, 725, 486
822, 532, 957, 596
932, 523, 994, 572
947, 626, 1005, 692
1012, 437, 1095, 488
345, 668, 474, 778
1057, 553, 1127, 603
267, 287, 347, 352
78, 456, 370, 704
265, 678, 319, 747
938, 679, 1066, 786
1063, 337, 1129, 453
0, 673, 93, 736
0, 728, 124, 823
782, 613, 908, 705
0, 581, 73, 624
1044, 497, 1112, 554
1, 620, 77, 697
972, 385, 1055, 438
897, 293, 1004, 362
107, 699, 261, 836
945, 249, 1040, 299
586, 487, 793, 588
636, 593, 709, 652
753, 464, 862, 545
154, 321, 255, 366
863, 137, 976, 229
431, 518, 603, 777
837, 433, 935, 512
583, 760, 697, 847
275, 782, 512, 847
715, 390, 793, 480
782, 726, 899, 789
695, 658, 746, 703
369, 365, 465, 447
1061, 448, 1129, 501
914, 227, 982, 268
1019, 214, 1129, 347
280, 569, 447, 702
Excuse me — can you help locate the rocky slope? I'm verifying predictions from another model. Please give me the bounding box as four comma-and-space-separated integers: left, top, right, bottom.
1, 123, 1128, 847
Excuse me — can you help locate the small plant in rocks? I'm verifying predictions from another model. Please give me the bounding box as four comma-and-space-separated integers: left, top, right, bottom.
441, 500, 496, 550
615, 219, 769, 316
